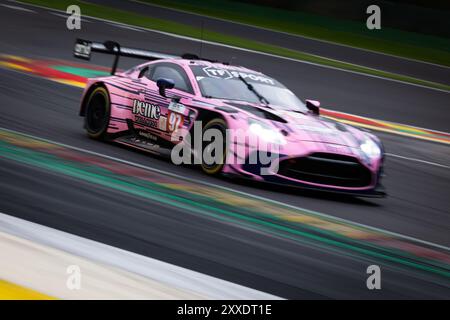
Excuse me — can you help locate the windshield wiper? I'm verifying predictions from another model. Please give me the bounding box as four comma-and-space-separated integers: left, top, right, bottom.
238, 75, 270, 107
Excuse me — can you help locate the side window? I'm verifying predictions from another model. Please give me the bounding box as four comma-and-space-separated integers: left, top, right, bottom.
149, 64, 192, 93
138, 66, 150, 78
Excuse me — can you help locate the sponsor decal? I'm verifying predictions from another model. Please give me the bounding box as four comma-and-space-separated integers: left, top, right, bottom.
132, 99, 160, 119
134, 115, 158, 128
202, 66, 275, 85
167, 111, 184, 132
168, 101, 186, 114
132, 99, 161, 129
158, 116, 167, 131
138, 131, 157, 141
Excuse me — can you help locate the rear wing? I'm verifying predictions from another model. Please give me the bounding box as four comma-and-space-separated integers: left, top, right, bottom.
73, 38, 181, 75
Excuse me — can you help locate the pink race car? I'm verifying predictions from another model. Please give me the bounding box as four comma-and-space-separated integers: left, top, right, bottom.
75, 39, 385, 197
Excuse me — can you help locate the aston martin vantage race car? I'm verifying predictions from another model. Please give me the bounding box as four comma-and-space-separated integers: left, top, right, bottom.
74, 39, 385, 197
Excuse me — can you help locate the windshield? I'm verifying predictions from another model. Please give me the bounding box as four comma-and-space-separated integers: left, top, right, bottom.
190, 66, 307, 112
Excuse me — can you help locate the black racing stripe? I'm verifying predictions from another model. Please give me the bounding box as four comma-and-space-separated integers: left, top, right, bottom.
113, 80, 191, 100
111, 102, 132, 110
110, 92, 169, 111
134, 123, 168, 134
144, 89, 191, 99
114, 106, 132, 111
107, 82, 140, 95
110, 116, 127, 123
110, 92, 133, 100
116, 79, 147, 86
143, 94, 169, 105
112, 79, 147, 91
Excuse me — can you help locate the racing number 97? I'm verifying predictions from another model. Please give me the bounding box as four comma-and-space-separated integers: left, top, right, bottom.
168, 112, 183, 132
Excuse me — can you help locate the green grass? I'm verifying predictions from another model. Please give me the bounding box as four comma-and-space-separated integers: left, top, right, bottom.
20, 0, 450, 92
146, 0, 450, 67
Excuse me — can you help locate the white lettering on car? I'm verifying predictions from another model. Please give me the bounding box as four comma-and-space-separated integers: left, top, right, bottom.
132, 99, 160, 119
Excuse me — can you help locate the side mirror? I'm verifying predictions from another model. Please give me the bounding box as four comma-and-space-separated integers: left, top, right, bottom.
156, 78, 175, 97
305, 99, 320, 115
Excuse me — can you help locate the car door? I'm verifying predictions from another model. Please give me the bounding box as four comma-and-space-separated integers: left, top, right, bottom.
135, 62, 196, 142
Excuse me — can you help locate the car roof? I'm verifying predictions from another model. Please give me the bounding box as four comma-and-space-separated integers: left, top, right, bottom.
155, 58, 265, 75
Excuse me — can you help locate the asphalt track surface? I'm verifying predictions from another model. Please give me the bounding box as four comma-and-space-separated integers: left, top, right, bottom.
87, 0, 450, 86
0, 1, 449, 298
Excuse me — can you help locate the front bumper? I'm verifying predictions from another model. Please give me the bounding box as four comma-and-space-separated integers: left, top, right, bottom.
223, 151, 386, 198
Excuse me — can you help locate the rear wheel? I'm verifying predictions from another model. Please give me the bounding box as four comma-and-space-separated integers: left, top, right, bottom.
85, 87, 110, 140
201, 118, 227, 175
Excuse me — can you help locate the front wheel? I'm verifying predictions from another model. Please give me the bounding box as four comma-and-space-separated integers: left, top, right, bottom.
201, 118, 227, 175
84, 86, 111, 140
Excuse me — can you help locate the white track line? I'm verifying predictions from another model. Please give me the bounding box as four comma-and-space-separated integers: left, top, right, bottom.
1, 126, 449, 252
1, 3, 34, 12
14, 0, 450, 94
386, 153, 450, 169
0, 212, 280, 299
48, 11, 92, 23
132, 0, 450, 70
105, 21, 145, 32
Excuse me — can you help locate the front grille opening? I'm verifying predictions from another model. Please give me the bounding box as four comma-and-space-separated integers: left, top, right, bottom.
278, 153, 372, 188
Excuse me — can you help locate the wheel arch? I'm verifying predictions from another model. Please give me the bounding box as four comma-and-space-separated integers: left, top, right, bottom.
190, 108, 229, 134
79, 82, 109, 116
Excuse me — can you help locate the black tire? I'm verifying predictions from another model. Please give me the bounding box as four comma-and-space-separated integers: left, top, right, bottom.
84, 86, 111, 140
201, 118, 227, 175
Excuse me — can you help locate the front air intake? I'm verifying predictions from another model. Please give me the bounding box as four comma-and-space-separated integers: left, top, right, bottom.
278, 153, 372, 188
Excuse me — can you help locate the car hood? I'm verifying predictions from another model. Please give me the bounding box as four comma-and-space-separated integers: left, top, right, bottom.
272, 109, 366, 148
222, 101, 367, 148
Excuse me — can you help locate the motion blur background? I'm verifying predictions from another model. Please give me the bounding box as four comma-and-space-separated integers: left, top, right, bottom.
241, 0, 450, 37
0, 0, 449, 300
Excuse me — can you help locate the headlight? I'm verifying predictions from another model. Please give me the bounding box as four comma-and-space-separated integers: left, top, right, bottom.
360, 139, 381, 158
248, 119, 286, 145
